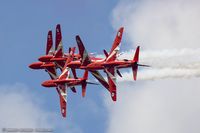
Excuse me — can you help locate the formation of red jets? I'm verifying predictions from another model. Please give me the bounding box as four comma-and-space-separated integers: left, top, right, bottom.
29, 24, 149, 117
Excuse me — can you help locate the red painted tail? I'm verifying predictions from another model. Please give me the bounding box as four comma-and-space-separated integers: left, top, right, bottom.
132, 46, 140, 80
133, 46, 140, 62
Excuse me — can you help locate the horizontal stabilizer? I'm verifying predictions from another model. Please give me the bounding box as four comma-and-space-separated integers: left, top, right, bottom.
103, 49, 109, 58
86, 80, 99, 85
116, 69, 122, 77
70, 87, 77, 93
138, 64, 151, 67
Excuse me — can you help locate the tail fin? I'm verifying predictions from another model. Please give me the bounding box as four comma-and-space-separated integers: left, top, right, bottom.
106, 27, 124, 62
132, 46, 140, 80
133, 46, 140, 62
132, 46, 150, 80
46, 30, 53, 55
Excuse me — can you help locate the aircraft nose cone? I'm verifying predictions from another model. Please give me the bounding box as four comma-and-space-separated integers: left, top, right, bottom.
41, 80, 56, 87
41, 82, 47, 87
29, 64, 35, 69
38, 55, 53, 62
29, 62, 43, 69
41, 82, 49, 87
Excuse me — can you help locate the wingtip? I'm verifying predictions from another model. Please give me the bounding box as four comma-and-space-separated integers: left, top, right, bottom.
56, 24, 61, 28
76, 35, 81, 42
119, 26, 124, 31
48, 30, 52, 35
111, 92, 117, 101
117, 27, 124, 37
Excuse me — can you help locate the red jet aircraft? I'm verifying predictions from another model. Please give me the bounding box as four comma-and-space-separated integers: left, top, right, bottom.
66, 27, 123, 101
68, 27, 149, 101
29, 30, 76, 117
42, 47, 98, 117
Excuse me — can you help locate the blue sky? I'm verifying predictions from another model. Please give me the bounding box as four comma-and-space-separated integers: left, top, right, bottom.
0, 0, 119, 133
1, 1, 200, 133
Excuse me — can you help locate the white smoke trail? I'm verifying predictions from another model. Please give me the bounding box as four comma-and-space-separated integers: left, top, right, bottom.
119, 48, 200, 68
118, 68, 200, 82
96, 48, 200, 81
117, 48, 200, 81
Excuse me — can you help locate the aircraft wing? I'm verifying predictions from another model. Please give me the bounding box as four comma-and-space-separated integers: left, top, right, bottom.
106, 27, 124, 62
45, 66, 57, 80
76, 35, 91, 66
56, 85, 67, 118
90, 70, 109, 91
76, 35, 109, 91
105, 67, 117, 101
45, 66, 66, 117
54, 24, 63, 58
46, 30, 54, 55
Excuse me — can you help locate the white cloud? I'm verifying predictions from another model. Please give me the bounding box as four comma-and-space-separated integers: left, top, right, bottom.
106, 0, 200, 133
0, 83, 52, 128
105, 79, 200, 133
112, 0, 200, 50
0, 83, 82, 133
